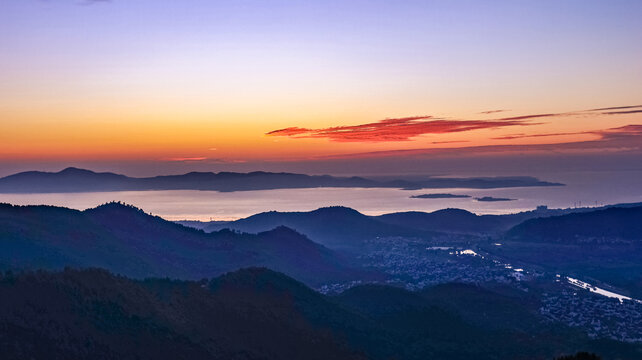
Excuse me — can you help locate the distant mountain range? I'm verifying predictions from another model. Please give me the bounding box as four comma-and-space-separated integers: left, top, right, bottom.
5, 200, 639, 288
0, 202, 371, 286
180, 206, 434, 249
0, 267, 636, 360
0, 167, 564, 193
179, 202, 642, 240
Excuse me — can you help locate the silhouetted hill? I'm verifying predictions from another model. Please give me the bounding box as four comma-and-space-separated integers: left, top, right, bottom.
507, 206, 642, 243
0, 202, 367, 286
181, 204, 637, 242
413, 175, 564, 189
0, 267, 364, 360
555, 352, 602, 360
0, 167, 132, 192
0, 167, 563, 193
410, 193, 471, 199
375, 208, 506, 234
376, 207, 554, 234
189, 206, 430, 249
339, 282, 542, 333
1, 268, 637, 360
373, 203, 642, 235
475, 196, 516, 202
182, 207, 556, 238
182, 203, 642, 243
419, 282, 544, 331
333, 282, 639, 360
336, 284, 433, 316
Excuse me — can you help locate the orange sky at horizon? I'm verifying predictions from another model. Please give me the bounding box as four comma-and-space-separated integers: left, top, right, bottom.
2, 105, 640, 163
1, 1, 641, 167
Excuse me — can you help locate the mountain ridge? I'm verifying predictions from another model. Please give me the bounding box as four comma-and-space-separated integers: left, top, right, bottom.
182, 205, 433, 249
0, 167, 564, 193
0, 202, 369, 286
506, 206, 642, 243
180, 202, 642, 240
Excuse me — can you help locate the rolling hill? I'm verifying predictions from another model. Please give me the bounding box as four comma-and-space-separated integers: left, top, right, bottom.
0, 202, 368, 286
182, 203, 642, 244
506, 206, 642, 243
0, 267, 636, 360
180, 206, 432, 249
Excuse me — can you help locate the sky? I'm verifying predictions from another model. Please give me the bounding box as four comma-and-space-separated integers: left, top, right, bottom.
1, 0, 641, 177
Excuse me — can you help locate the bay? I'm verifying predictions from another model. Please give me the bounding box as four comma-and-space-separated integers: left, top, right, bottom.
1, 170, 640, 221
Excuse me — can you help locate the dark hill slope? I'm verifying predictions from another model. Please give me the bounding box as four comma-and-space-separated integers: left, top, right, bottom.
507, 206, 642, 243
495, 206, 642, 298
336, 282, 641, 360
375, 208, 507, 234
181, 202, 642, 239
0, 268, 364, 360
1, 268, 638, 360
374, 206, 639, 235
192, 206, 432, 249
0, 167, 132, 192
0, 202, 364, 286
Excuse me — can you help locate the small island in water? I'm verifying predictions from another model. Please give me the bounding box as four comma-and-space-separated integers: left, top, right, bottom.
410, 193, 471, 199
475, 196, 516, 202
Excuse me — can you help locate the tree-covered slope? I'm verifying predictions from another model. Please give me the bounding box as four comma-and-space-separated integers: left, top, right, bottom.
0, 202, 366, 286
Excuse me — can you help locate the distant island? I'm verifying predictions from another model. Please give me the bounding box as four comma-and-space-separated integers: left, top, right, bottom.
0, 167, 565, 193
475, 196, 516, 202
410, 193, 471, 199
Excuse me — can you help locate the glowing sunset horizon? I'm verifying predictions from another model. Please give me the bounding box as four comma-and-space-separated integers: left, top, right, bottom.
1, 0, 640, 176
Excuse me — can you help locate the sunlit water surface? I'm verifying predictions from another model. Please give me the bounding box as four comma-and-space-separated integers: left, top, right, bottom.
1, 170, 640, 221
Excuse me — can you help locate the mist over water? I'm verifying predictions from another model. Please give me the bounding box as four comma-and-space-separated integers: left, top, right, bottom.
1, 170, 640, 221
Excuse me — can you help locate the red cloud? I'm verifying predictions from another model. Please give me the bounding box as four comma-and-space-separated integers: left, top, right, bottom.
266, 116, 535, 142
266, 127, 311, 137
313, 124, 642, 160
497, 113, 560, 121
266, 105, 642, 143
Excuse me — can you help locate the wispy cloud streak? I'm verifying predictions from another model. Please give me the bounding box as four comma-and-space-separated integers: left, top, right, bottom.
267, 116, 535, 142
601, 110, 642, 115
491, 131, 585, 140
312, 124, 642, 160
267, 105, 642, 143
163, 157, 208, 162
479, 109, 508, 114
587, 105, 642, 112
